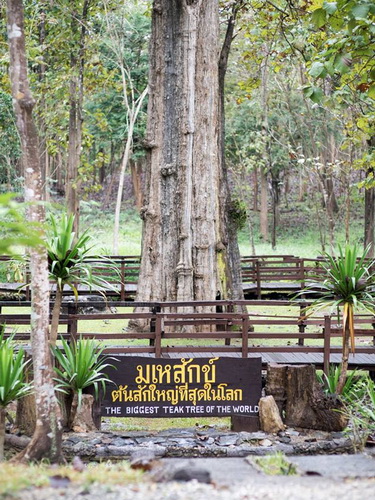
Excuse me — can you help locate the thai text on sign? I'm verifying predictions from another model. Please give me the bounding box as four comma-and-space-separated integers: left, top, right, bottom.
101, 356, 262, 418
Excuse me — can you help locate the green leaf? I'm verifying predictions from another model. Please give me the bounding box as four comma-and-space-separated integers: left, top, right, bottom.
368, 84, 375, 99
309, 62, 327, 78
323, 2, 337, 14
352, 3, 371, 19
333, 53, 352, 74
312, 8, 327, 28
303, 86, 324, 103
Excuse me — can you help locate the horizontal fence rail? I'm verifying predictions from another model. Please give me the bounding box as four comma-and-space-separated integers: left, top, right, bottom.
2, 254, 374, 300
1, 299, 375, 375
0, 254, 333, 301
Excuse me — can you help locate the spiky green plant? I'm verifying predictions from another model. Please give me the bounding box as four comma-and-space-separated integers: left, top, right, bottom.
316, 366, 358, 397
47, 213, 120, 346
339, 377, 375, 451
299, 244, 375, 394
0, 329, 33, 461
52, 337, 115, 410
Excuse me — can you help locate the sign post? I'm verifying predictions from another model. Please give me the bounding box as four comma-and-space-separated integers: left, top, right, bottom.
101, 356, 262, 423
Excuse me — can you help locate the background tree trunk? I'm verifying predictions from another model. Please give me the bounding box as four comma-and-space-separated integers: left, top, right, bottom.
135, 0, 238, 311
6, 0, 63, 463
218, 1, 245, 302
66, 0, 89, 236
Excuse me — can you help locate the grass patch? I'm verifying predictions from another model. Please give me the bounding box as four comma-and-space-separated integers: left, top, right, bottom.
0, 461, 144, 497
104, 416, 231, 432
252, 452, 298, 476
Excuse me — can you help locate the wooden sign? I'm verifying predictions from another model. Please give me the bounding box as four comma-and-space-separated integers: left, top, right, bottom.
101, 356, 262, 418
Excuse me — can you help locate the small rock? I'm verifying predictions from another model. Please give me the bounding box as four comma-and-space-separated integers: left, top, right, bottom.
260, 439, 273, 447
130, 449, 157, 471
286, 429, 300, 436
49, 475, 71, 489
259, 395, 285, 434
278, 436, 291, 444
216, 435, 238, 446
111, 437, 135, 447
72, 456, 85, 472
171, 466, 211, 483
331, 432, 344, 439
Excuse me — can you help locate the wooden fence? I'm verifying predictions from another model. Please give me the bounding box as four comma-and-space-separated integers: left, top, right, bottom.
1, 299, 375, 376
0, 254, 331, 300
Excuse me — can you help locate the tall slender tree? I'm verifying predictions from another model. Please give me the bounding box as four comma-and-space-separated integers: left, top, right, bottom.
6, 0, 63, 463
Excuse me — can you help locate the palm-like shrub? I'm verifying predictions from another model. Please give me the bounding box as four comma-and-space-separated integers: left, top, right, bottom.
47, 214, 119, 345
0, 330, 33, 461
52, 337, 115, 410
301, 244, 375, 394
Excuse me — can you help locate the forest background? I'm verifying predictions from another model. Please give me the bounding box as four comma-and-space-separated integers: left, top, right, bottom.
0, 0, 374, 258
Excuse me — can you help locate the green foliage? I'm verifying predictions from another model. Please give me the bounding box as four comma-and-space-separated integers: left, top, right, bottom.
228, 198, 248, 230
0, 193, 43, 254
298, 244, 375, 395
340, 376, 375, 451
0, 91, 21, 189
47, 213, 120, 296
316, 365, 358, 396
0, 329, 33, 409
301, 244, 375, 315
253, 452, 297, 476
52, 337, 116, 408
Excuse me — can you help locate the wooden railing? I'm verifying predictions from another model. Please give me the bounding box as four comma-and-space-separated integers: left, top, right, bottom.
1, 299, 374, 375
0, 254, 330, 300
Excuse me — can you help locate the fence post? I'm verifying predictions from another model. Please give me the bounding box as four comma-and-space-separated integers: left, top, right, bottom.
25, 267, 30, 301
155, 313, 162, 358
67, 302, 78, 343
255, 260, 261, 299
299, 258, 305, 295
241, 315, 249, 358
323, 315, 331, 375
120, 258, 125, 301
149, 305, 161, 347
298, 319, 305, 346
225, 302, 234, 346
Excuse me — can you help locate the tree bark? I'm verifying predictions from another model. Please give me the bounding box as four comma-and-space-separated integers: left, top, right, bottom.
6, 0, 64, 463
260, 167, 268, 241
66, 0, 90, 236
364, 161, 375, 258
218, 1, 245, 302
113, 86, 148, 254
135, 0, 239, 313
0, 407, 5, 461
336, 319, 350, 395
50, 287, 63, 347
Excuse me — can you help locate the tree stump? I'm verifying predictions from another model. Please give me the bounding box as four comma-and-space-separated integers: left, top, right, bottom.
69, 394, 97, 433
266, 364, 347, 432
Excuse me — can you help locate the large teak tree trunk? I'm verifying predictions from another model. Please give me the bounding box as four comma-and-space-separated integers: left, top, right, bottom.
136, 0, 240, 307
7, 0, 64, 463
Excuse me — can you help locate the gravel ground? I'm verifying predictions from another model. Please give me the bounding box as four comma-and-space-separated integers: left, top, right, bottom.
9, 476, 375, 500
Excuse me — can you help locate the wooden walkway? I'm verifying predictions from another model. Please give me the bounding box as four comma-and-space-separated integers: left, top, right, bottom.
114, 350, 375, 371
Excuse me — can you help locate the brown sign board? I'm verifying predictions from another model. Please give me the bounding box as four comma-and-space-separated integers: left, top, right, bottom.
101, 356, 262, 418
